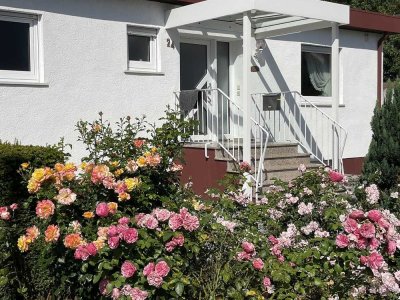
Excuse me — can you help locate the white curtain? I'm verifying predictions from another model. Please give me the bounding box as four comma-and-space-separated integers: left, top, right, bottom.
304, 52, 331, 96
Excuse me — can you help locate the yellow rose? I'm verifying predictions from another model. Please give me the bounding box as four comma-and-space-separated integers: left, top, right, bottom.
93, 238, 106, 250
80, 162, 87, 170
246, 290, 257, 296
151, 147, 157, 153
83, 211, 94, 219
118, 192, 131, 202
21, 162, 30, 169
136, 156, 146, 167
124, 177, 141, 192
31, 168, 45, 182
64, 162, 76, 172
114, 168, 124, 177
17, 235, 32, 252
27, 179, 40, 194
54, 163, 64, 172
110, 161, 120, 167
107, 202, 118, 214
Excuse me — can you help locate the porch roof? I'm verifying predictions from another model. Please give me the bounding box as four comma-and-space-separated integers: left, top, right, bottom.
165, 0, 350, 38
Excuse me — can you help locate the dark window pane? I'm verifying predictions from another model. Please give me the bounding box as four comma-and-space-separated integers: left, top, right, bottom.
180, 43, 207, 90
128, 35, 150, 62
0, 20, 30, 71
301, 51, 331, 97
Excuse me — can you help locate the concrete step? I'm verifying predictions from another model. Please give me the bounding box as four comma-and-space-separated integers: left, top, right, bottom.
215, 142, 300, 161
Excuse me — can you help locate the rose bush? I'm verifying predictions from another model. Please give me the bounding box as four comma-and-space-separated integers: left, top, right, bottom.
2, 109, 400, 299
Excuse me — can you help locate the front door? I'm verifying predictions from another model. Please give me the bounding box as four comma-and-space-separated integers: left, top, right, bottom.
180, 40, 211, 138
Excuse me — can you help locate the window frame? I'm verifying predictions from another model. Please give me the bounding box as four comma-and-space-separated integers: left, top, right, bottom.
0, 10, 41, 83
127, 26, 159, 72
301, 44, 332, 99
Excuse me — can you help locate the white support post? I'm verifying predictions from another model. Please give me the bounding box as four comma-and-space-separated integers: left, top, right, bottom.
331, 23, 340, 170
242, 12, 252, 164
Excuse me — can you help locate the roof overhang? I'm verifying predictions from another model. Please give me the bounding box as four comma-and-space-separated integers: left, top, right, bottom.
345, 9, 400, 35
165, 0, 350, 39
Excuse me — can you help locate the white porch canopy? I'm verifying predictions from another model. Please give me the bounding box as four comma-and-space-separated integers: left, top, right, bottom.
166, 0, 350, 168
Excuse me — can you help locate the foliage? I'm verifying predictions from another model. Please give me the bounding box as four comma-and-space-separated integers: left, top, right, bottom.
362, 83, 400, 190
3, 110, 400, 299
0, 142, 65, 299
327, 0, 400, 81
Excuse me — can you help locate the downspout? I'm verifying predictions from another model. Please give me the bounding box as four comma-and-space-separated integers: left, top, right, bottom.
377, 33, 388, 107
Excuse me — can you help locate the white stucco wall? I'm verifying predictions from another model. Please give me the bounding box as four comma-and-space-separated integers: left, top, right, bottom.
230, 28, 381, 159
0, 0, 180, 160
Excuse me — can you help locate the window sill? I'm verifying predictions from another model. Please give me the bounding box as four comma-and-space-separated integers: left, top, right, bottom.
0, 81, 49, 87
124, 70, 165, 76
299, 101, 345, 108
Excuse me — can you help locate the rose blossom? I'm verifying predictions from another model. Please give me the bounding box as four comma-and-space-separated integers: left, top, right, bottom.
9, 203, 18, 211
329, 170, 344, 182
263, 276, 272, 288
360, 222, 376, 239
147, 272, 164, 288
367, 210, 382, 223
121, 261, 136, 278
130, 288, 148, 300
165, 234, 185, 252
242, 241, 255, 253
96, 202, 109, 218
122, 228, 138, 244
335, 234, 349, 248
252, 258, 264, 270
155, 261, 170, 277
86, 243, 98, 256
118, 217, 130, 225
387, 240, 397, 255
298, 202, 313, 215
182, 214, 200, 231
111, 288, 121, 300
143, 262, 155, 276
361, 252, 384, 270
236, 251, 252, 261
168, 213, 183, 231
153, 208, 171, 222
74, 245, 90, 261
343, 218, 359, 233
349, 210, 365, 220
54, 188, 76, 205
36, 200, 55, 219
44, 225, 60, 242
108, 236, 120, 249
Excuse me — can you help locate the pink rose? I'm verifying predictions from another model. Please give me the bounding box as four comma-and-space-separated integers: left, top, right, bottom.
349, 210, 365, 220
335, 234, 349, 248
356, 237, 368, 250
360, 222, 376, 239
155, 261, 170, 277
0, 207, 10, 220
130, 288, 148, 300
165, 234, 185, 252
86, 243, 98, 256
168, 214, 183, 231
147, 273, 163, 288
143, 262, 155, 277
360, 255, 369, 266
96, 202, 109, 218
135, 213, 146, 224
108, 225, 119, 237
111, 288, 121, 300
242, 241, 255, 253
182, 215, 200, 232
367, 210, 382, 223
388, 240, 397, 255
236, 251, 252, 261
268, 235, 279, 245
121, 261, 137, 278
145, 215, 159, 229
263, 277, 272, 288
368, 238, 380, 251
343, 218, 359, 233
329, 170, 344, 182
9, 203, 18, 211
378, 218, 390, 229
252, 258, 264, 270
122, 228, 138, 244
74, 245, 90, 261
368, 252, 384, 270
108, 236, 120, 249
118, 217, 130, 225
153, 208, 171, 222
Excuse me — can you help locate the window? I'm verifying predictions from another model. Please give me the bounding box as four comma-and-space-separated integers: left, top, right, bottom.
0, 11, 41, 82
301, 45, 331, 97
127, 26, 158, 72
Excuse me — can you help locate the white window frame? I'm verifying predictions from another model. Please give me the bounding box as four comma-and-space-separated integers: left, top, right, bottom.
127, 26, 159, 72
0, 10, 41, 83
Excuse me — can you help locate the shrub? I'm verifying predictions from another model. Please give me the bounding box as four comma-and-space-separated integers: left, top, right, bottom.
0, 142, 65, 299
3, 109, 400, 299
362, 82, 400, 190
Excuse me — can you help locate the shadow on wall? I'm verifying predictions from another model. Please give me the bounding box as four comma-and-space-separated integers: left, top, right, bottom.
0, 0, 170, 25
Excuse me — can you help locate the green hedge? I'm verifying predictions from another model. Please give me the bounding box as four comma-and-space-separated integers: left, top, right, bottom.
0, 142, 64, 299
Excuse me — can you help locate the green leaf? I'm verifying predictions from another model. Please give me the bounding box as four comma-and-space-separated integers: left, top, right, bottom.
175, 282, 184, 296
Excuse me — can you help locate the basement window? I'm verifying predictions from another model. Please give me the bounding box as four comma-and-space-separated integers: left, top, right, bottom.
0, 11, 41, 83
127, 26, 158, 72
301, 45, 332, 97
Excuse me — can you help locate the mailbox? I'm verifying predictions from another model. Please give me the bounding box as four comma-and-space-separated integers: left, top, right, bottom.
263, 93, 281, 111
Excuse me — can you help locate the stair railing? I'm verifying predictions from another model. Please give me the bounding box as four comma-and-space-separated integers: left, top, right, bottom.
251, 91, 348, 173
174, 88, 269, 199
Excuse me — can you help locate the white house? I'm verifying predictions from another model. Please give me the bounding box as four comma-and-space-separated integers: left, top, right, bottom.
0, 0, 399, 194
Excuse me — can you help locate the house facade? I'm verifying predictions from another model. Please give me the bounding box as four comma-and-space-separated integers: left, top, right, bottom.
0, 0, 399, 193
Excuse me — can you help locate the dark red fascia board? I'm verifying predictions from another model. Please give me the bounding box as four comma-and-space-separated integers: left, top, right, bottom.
345, 8, 400, 34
